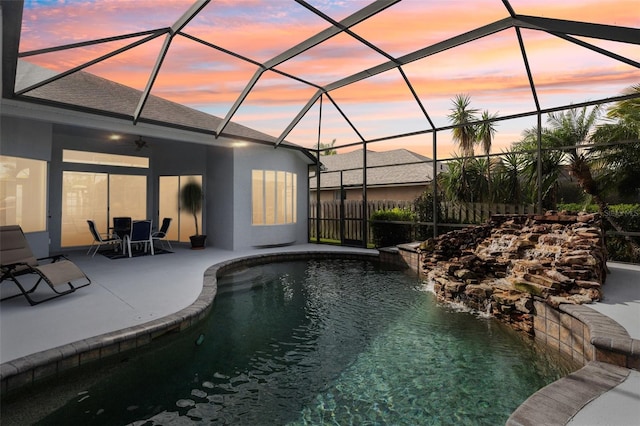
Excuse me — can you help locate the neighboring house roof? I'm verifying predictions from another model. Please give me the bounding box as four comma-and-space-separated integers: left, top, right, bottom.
310, 149, 435, 189
13, 61, 306, 152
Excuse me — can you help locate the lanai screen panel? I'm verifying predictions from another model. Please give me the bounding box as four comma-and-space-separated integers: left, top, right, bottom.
9, 0, 639, 154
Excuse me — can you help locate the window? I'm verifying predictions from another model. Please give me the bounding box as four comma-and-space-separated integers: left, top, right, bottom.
252, 170, 297, 225
0, 156, 47, 232
63, 149, 149, 168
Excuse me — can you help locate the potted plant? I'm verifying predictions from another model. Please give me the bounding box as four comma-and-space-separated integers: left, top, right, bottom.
180, 179, 206, 249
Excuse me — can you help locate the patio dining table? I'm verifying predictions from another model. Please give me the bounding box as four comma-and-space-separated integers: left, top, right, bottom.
112, 217, 132, 242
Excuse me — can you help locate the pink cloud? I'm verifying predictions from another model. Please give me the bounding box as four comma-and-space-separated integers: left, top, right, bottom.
17, 0, 638, 158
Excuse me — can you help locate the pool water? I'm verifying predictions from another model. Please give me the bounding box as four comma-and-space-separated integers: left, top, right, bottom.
2, 259, 579, 425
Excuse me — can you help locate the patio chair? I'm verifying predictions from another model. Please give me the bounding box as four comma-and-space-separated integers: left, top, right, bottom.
0, 225, 91, 306
125, 220, 154, 257
113, 217, 132, 241
152, 217, 172, 250
87, 220, 120, 257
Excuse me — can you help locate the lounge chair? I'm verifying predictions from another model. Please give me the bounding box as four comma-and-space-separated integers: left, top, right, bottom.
87, 219, 121, 257
0, 225, 91, 306
152, 217, 172, 250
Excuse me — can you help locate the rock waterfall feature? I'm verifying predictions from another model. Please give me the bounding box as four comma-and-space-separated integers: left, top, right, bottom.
419, 212, 607, 334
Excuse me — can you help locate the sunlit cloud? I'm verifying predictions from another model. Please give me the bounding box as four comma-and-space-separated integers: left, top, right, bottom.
18, 0, 640, 158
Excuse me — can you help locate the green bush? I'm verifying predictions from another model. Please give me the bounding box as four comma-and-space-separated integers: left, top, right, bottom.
413, 190, 442, 222
370, 207, 416, 248
557, 203, 599, 213
605, 205, 640, 263
412, 190, 443, 240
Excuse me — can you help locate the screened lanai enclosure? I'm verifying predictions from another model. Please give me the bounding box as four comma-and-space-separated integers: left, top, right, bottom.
2, 0, 639, 259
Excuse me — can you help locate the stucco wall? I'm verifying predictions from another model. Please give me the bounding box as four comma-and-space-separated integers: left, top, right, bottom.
1, 116, 53, 257
207, 145, 234, 250
47, 127, 212, 251
232, 145, 310, 250
1, 110, 312, 254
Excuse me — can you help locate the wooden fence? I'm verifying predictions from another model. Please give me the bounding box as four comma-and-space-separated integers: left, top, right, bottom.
309, 200, 536, 245
441, 202, 537, 224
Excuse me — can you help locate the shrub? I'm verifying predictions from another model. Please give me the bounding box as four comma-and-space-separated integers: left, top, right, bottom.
412, 190, 443, 239
370, 207, 416, 248
557, 202, 598, 213
413, 190, 442, 222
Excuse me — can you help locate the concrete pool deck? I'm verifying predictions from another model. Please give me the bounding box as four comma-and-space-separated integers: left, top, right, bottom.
1, 245, 638, 424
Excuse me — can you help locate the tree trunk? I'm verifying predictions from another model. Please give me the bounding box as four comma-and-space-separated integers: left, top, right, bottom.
570, 156, 640, 258
193, 212, 199, 236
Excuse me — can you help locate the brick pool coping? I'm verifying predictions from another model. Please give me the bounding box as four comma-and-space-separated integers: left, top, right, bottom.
508, 302, 640, 425
507, 360, 631, 425
0, 251, 377, 395
2, 249, 638, 426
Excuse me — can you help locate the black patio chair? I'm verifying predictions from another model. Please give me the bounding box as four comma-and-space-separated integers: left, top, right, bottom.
87, 219, 120, 257
125, 220, 154, 257
152, 217, 172, 250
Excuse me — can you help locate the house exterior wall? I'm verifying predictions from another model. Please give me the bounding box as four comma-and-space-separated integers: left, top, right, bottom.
232, 145, 309, 250
0, 92, 312, 253
0, 116, 52, 257
1, 107, 312, 255
1, 115, 52, 161
207, 145, 234, 250
48, 127, 214, 252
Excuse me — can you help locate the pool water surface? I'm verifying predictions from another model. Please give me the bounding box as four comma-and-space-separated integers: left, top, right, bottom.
2, 259, 579, 425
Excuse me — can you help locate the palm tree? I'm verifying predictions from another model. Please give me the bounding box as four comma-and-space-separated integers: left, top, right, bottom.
546, 106, 603, 208
591, 84, 640, 199
446, 94, 479, 206
513, 129, 565, 209
533, 104, 640, 257
478, 110, 498, 156
438, 157, 467, 202
590, 85, 640, 259
477, 109, 498, 203
492, 151, 524, 205
438, 156, 488, 203
448, 94, 479, 158
604, 84, 640, 123
319, 138, 337, 155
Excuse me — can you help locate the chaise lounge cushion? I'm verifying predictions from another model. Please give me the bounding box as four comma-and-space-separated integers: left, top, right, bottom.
0, 225, 38, 271
35, 260, 88, 287
1, 225, 91, 305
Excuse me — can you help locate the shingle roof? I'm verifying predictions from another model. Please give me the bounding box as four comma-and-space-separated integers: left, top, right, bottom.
311, 149, 435, 189
15, 61, 293, 147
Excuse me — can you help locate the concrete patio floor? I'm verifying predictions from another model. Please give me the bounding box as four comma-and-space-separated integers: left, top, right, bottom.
1, 245, 638, 424
0, 243, 375, 362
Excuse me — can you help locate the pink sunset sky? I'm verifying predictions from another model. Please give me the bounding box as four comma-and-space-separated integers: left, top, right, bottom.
18, 0, 640, 159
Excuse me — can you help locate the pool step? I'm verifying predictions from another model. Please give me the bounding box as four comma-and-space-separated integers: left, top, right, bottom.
216, 267, 269, 295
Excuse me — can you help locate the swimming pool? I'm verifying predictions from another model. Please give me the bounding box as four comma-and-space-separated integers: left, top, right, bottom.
1, 258, 578, 425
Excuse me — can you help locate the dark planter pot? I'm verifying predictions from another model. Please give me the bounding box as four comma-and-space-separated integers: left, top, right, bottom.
189, 234, 207, 249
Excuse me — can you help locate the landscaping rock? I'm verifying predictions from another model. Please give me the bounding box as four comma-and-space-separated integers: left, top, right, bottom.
419, 212, 607, 334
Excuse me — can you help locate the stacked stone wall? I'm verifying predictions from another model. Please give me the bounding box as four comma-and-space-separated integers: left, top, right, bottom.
419, 211, 607, 334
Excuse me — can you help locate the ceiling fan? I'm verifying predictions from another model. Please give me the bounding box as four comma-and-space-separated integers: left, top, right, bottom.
133, 136, 149, 151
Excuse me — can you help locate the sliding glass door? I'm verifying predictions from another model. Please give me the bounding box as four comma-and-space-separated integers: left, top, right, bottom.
158, 176, 180, 242
61, 171, 146, 247
159, 175, 201, 243
108, 174, 146, 220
